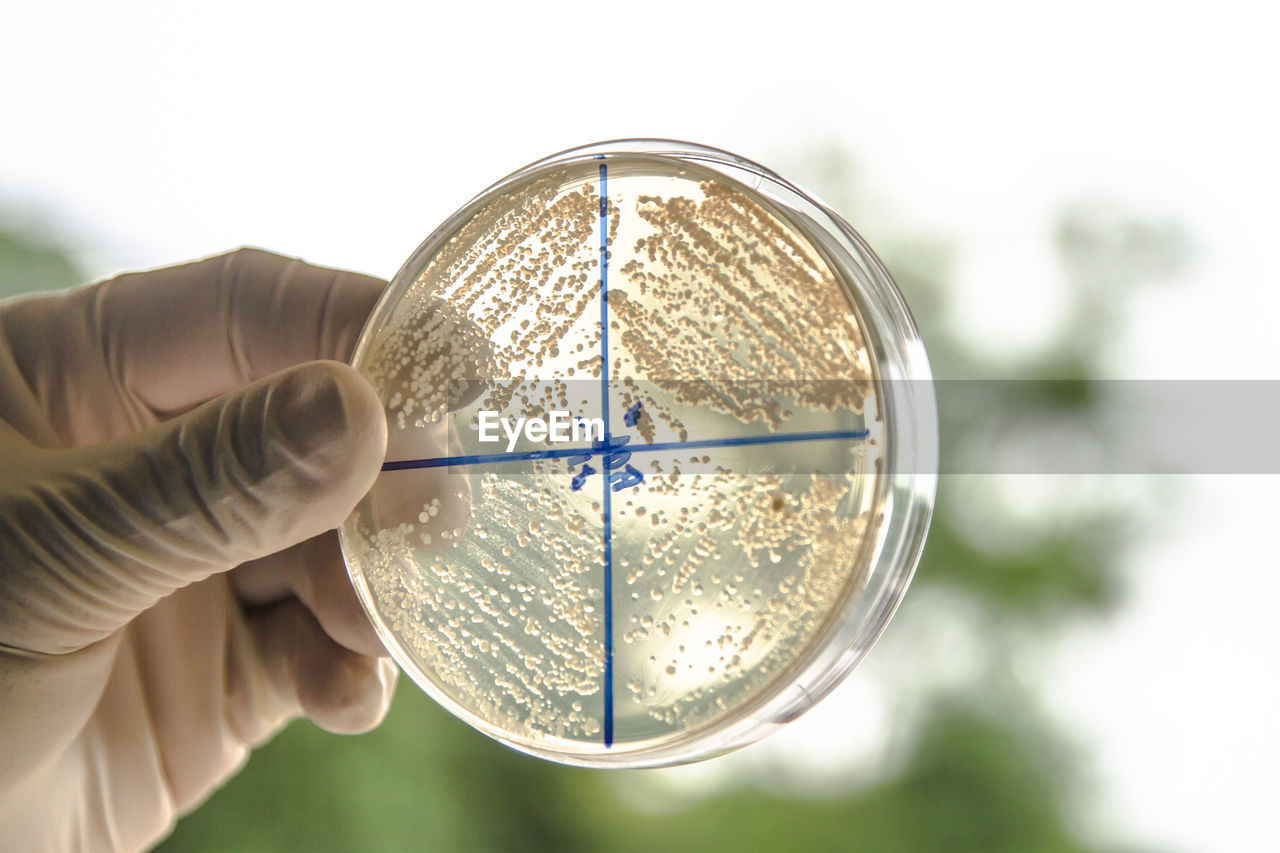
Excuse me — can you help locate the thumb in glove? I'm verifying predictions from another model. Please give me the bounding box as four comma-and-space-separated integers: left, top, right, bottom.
0, 359, 386, 656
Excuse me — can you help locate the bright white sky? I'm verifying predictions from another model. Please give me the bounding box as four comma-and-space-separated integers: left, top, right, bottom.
4, 2, 1278, 850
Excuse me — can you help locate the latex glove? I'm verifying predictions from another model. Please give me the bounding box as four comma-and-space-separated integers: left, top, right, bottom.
0, 248, 403, 851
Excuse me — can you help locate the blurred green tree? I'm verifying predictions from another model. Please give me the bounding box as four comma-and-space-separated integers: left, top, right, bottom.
0, 223, 84, 298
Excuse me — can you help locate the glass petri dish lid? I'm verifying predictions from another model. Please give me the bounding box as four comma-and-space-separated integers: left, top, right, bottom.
338, 139, 937, 767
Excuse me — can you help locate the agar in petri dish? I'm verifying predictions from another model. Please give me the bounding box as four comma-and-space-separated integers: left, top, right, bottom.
339, 140, 937, 767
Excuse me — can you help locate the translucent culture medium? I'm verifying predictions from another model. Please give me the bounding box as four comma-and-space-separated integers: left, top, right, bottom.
340, 148, 904, 767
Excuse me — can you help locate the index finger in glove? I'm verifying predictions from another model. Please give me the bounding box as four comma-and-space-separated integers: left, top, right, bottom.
106, 247, 385, 414
1, 248, 385, 444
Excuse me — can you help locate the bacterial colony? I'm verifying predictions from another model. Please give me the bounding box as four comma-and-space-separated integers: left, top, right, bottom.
340, 155, 885, 758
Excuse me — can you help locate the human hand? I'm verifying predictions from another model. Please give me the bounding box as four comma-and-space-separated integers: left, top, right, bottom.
0, 249, 403, 851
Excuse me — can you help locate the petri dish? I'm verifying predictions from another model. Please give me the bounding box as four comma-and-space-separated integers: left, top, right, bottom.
339, 139, 937, 768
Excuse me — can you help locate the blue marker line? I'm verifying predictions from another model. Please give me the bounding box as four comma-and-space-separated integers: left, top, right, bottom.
380, 427, 872, 471
597, 160, 614, 748
599, 162, 610, 439
380, 444, 601, 471
621, 427, 870, 456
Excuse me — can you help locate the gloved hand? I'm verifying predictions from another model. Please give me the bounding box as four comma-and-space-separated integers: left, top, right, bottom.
0, 248, 402, 851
